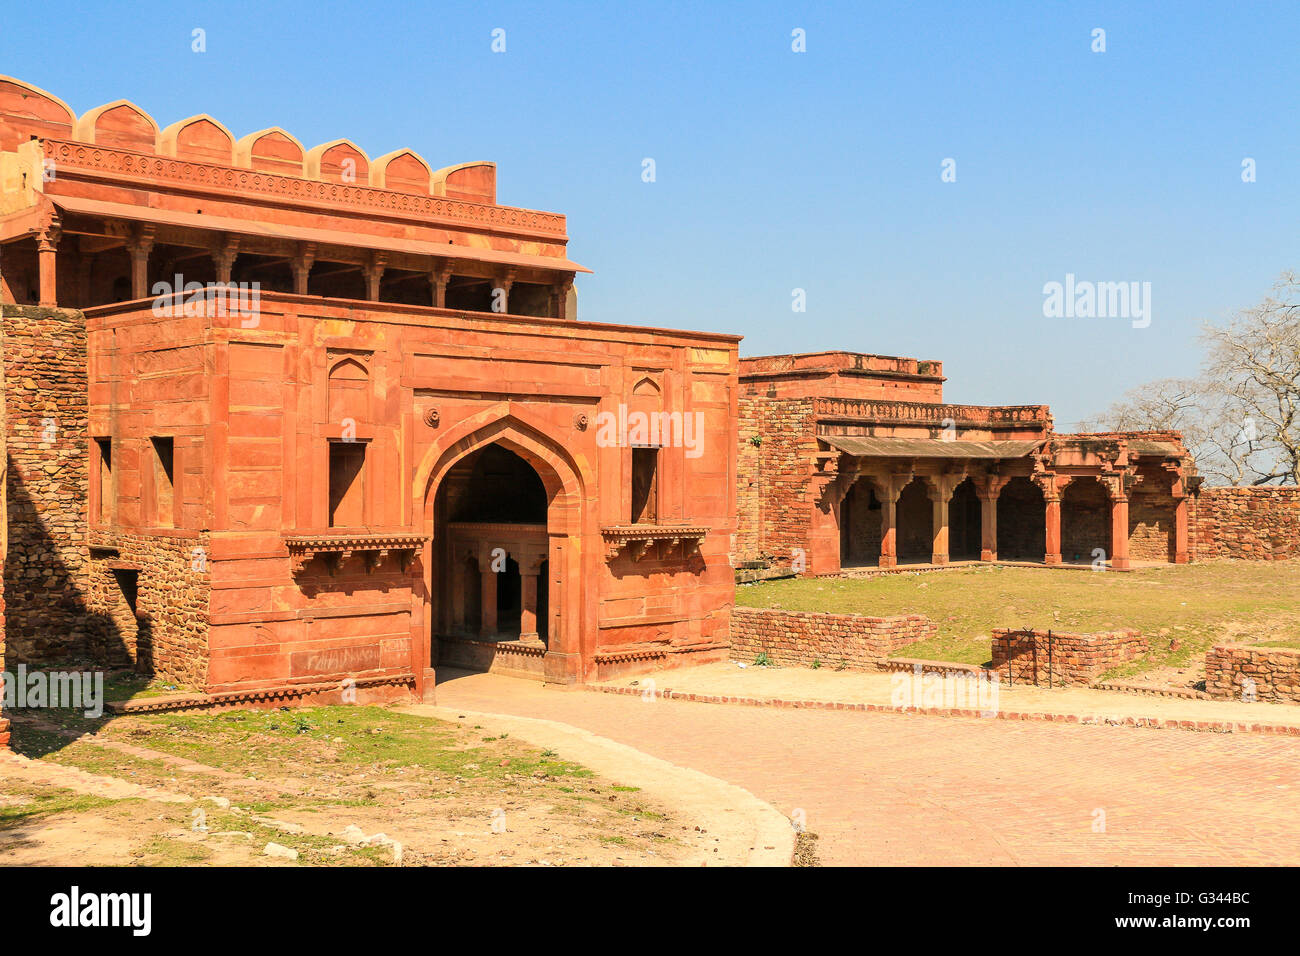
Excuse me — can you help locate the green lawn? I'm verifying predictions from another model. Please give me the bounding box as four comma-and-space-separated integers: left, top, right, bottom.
736, 562, 1300, 674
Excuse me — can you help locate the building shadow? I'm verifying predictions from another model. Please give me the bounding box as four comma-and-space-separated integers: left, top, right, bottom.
4, 459, 145, 758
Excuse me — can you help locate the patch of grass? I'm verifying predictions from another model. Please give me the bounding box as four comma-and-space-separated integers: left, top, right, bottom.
0, 784, 123, 827
739, 562, 1300, 673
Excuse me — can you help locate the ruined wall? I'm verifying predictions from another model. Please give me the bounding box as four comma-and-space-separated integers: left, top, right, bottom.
1205, 644, 1300, 703
1190, 487, 1300, 560
87, 529, 211, 689
990, 627, 1146, 686
735, 396, 817, 570
730, 606, 936, 670
2, 305, 92, 663
0, 323, 6, 748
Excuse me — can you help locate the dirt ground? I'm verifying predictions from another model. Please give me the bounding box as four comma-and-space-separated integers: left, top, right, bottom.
0, 703, 725, 867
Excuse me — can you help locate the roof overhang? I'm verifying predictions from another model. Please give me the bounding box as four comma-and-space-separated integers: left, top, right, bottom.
47, 194, 592, 274
822, 436, 1044, 459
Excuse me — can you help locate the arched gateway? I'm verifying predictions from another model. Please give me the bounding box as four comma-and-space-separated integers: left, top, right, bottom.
415, 412, 589, 686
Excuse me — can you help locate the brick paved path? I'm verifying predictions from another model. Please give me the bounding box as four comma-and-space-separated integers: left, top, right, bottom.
435, 670, 1300, 866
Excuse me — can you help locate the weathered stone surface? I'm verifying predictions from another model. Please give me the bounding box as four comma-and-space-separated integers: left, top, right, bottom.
730, 606, 936, 670
1206, 644, 1300, 703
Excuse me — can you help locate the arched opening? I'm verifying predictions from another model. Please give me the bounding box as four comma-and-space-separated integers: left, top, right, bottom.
1128, 468, 1176, 562
949, 478, 982, 561
429, 439, 556, 678
1061, 478, 1110, 565
896, 478, 933, 564
996, 477, 1046, 561
840, 478, 882, 566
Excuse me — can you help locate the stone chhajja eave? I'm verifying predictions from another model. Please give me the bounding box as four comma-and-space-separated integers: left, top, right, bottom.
45, 193, 590, 278
600, 525, 709, 562
282, 532, 428, 576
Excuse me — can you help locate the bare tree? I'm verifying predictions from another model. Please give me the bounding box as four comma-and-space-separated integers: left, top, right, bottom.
1079, 272, 1300, 485
1201, 272, 1300, 485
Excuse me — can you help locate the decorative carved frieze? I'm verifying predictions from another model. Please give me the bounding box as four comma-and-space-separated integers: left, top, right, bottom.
43, 138, 568, 239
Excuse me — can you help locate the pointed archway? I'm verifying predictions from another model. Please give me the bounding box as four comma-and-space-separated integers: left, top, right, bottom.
413, 409, 590, 688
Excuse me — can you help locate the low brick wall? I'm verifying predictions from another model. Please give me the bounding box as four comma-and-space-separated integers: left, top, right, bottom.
1191, 487, 1300, 560
1206, 644, 1300, 703
991, 628, 1146, 686
730, 606, 936, 670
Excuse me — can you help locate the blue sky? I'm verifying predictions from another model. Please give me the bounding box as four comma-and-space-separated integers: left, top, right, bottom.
4, 0, 1296, 426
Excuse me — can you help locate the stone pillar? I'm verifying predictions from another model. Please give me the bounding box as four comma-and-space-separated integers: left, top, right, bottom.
551, 275, 574, 318
1044, 495, 1062, 565
1172, 494, 1189, 564
36, 224, 60, 307
291, 242, 316, 295
364, 252, 386, 301
978, 489, 998, 562
926, 474, 961, 565
432, 260, 453, 308
520, 566, 539, 640
479, 568, 498, 637
493, 268, 516, 314
127, 224, 155, 300
808, 472, 843, 576
212, 235, 240, 285
878, 479, 902, 569
1110, 495, 1131, 570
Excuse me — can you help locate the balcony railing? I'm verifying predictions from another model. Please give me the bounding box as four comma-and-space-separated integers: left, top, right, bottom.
814, 398, 1051, 427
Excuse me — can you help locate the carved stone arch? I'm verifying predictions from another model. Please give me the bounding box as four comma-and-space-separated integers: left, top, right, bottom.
328, 355, 369, 380
417, 407, 588, 527
632, 375, 661, 397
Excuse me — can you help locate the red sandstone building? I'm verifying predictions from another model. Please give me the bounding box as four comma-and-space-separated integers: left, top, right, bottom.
0, 76, 1276, 749
736, 351, 1199, 576
0, 76, 738, 716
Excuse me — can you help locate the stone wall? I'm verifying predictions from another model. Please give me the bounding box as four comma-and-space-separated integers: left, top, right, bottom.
730, 606, 936, 670
86, 529, 211, 689
0, 321, 6, 748
1206, 644, 1300, 703
735, 397, 817, 570
1190, 487, 1300, 560
991, 627, 1146, 686
2, 305, 92, 664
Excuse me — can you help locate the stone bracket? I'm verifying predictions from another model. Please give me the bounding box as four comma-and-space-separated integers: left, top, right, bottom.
284, 533, 427, 576
601, 525, 707, 563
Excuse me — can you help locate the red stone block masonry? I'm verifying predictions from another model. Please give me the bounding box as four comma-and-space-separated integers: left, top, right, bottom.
0, 76, 739, 719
